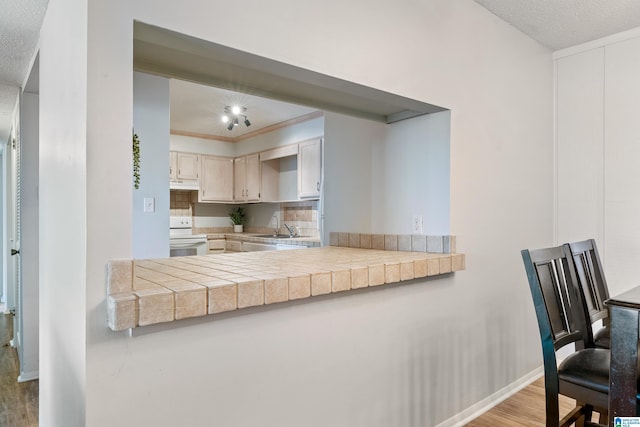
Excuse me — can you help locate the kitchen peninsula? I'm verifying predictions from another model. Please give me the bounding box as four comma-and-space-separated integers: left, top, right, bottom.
107, 235, 465, 331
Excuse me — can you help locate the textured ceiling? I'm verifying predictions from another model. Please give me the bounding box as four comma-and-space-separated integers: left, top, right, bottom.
0, 0, 48, 143
474, 0, 640, 50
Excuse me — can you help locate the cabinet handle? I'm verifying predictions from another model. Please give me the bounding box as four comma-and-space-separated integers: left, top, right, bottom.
317, 182, 320, 191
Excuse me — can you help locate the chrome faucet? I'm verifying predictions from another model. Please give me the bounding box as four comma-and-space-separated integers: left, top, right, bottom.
283, 223, 296, 237
272, 215, 280, 236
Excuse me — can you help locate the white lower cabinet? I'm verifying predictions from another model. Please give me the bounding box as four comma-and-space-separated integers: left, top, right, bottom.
208, 239, 225, 253
225, 240, 242, 252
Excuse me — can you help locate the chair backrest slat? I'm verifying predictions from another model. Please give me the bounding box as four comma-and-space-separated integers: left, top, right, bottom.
522, 245, 593, 352
568, 239, 609, 325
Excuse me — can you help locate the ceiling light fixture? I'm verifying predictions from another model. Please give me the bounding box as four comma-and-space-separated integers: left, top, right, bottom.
222, 105, 251, 131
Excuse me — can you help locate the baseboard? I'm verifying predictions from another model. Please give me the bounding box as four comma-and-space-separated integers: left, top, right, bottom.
434, 366, 544, 427
18, 370, 39, 383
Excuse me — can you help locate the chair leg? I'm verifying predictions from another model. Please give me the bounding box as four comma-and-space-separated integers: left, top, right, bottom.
560, 404, 587, 427
598, 409, 607, 425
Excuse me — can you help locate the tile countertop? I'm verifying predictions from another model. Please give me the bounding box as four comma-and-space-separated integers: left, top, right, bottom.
106, 247, 465, 331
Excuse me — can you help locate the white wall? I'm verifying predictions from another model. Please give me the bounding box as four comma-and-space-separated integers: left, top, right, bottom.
18, 89, 39, 381
555, 30, 640, 297
323, 112, 381, 243
38, 1, 553, 426
170, 133, 236, 157
235, 116, 324, 156
555, 48, 604, 247
132, 72, 170, 259
372, 111, 451, 235
39, 0, 88, 424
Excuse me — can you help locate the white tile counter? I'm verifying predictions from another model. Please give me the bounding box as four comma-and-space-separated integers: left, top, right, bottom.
107, 246, 465, 331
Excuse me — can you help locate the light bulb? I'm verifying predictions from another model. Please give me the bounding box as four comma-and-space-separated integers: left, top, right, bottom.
231, 105, 241, 115
221, 115, 229, 123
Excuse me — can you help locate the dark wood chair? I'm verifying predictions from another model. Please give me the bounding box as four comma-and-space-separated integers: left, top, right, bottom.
522, 245, 609, 426
566, 239, 610, 349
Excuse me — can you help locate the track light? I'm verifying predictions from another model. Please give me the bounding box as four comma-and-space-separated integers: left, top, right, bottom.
222, 105, 251, 131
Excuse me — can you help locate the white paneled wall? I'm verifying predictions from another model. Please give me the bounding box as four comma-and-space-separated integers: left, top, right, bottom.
555, 48, 604, 246
603, 36, 640, 295
556, 31, 640, 296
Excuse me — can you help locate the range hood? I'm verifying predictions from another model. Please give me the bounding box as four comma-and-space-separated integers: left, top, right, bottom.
170, 180, 200, 191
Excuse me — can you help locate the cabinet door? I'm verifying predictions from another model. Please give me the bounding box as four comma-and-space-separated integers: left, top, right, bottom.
169, 151, 177, 180
245, 153, 261, 202
234, 157, 247, 201
200, 155, 234, 202
298, 138, 322, 198
177, 152, 199, 180
225, 240, 242, 252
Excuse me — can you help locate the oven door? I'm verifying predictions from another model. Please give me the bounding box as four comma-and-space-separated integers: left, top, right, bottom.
169, 236, 208, 257
170, 246, 197, 257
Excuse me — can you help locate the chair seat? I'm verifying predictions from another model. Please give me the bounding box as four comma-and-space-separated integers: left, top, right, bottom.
559, 348, 640, 402
593, 325, 610, 349
559, 348, 610, 395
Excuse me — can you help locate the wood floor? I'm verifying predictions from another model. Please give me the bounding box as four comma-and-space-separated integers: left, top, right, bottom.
464, 377, 604, 426
0, 313, 38, 426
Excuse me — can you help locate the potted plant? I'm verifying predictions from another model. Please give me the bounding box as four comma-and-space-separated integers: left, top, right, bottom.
229, 207, 245, 233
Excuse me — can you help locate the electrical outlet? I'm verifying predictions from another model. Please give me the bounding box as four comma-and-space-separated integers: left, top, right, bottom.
412, 215, 423, 234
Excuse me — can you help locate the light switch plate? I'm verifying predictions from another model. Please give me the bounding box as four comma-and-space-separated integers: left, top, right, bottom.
144, 197, 155, 213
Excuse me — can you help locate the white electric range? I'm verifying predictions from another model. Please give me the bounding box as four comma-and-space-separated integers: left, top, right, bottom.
169, 216, 208, 257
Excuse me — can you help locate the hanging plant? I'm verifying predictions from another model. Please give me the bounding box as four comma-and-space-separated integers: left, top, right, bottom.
132, 131, 141, 189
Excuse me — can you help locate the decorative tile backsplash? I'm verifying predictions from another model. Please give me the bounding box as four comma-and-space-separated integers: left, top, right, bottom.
284, 203, 313, 222
330, 232, 456, 254
170, 190, 193, 216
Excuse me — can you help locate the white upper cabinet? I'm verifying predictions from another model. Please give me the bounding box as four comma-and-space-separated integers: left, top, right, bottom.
234, 153, 260, 202
298, 138, 322, 199
172, 137, 322, 203
170, 151, 199, 181
169, 151, 177, 180
199, 155, 234, 202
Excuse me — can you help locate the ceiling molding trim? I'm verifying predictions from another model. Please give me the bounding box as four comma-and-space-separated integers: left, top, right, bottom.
552, 25, 640, 59
233, 111, 324, 142
171, 111, 324, 143
170, 129, 236, 143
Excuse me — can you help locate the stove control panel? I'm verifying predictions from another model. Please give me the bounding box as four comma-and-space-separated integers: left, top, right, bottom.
170, 216, 193, 229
